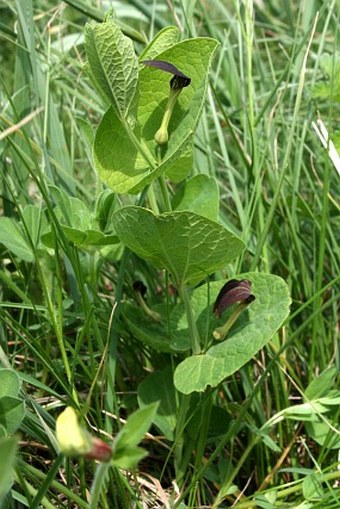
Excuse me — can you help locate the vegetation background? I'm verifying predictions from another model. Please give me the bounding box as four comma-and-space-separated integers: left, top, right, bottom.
0, 0, 339, 508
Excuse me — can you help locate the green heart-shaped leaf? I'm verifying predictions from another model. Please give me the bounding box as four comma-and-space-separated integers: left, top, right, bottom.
94, 37, 219, 193
0, 437, 17, 504
0, 397, 25, 435
84, 16, 139, 120
0, 218, 34, 262
174, 273, 291, 393
139, 26, 180, 61
112, 206, 245, 287
165, 143, 193, 183
42, 186, 119, 248
173, 174, 219, 221
0, 370, 20, 399
138, 366, 177, 440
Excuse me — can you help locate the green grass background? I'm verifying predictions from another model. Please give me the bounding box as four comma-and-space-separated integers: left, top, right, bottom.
0, 0, 339, 508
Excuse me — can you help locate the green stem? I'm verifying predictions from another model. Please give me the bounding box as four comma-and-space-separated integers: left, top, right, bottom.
173, 349, 286, 508
194, 394, 213, 471
89, 461, 111, 509
39, 245, 78, 404
17, 459, 89, 509
124, 121, 156, 170
12, 475, 56, 509
311, 120, 331, 377
30, 454, 65, 509
104, 248, 130, 434
156, 144, 172, 213
158, 174, 172, 212
174, 393, 191, 484
232, 470, 340, 508
135, 292, 162, 322
90, 462, 137, 509
154, 88, 182, 145
179, 285, 201, 355
213, 303, 248, 341
147, 183, 160, 214
212, 436, 260, 508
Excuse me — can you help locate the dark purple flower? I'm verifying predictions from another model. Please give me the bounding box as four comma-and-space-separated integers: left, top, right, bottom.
142, 59, 190, 79
142, 60, 191, 89
143, 60, 191, 144
213, 279, 255, 319
132, 280, 162, 322
133, 280, 147, 297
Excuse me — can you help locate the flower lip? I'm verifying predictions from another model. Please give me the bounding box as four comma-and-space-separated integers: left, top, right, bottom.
143, 59, 190, 78
213, 279, 255, 319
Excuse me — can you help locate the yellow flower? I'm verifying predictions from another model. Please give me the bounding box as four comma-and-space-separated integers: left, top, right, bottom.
56, 407, 90, 456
